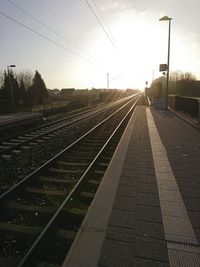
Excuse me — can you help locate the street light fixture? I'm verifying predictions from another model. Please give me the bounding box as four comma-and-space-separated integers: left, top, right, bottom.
7, 64, 16, 113
159, 16, 172, 110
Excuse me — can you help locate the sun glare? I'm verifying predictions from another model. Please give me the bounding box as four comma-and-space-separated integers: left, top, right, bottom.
80, 11, 171, 89
71, 8, 200, 90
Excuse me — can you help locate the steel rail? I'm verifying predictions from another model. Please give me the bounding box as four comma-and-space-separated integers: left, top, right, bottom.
0, 104, 97, 143
17, 94, 141, 267
0, 95, 140, 202
0, 94, 139, 155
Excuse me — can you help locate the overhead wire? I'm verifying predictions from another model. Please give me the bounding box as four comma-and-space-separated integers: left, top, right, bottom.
4, 1, 125, 86
84, 0, 117, 49
84, 0, 125, 82
85, 0, 127, 88
0, 10, 105, 72
6, 0, 104, 67
90, 0, 117, 44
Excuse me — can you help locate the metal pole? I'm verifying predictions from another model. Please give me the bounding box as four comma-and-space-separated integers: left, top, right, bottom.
7, 66, 15, 113
152, 70, 155, 82
166, 19, 171, 110
107, 73, 109, 90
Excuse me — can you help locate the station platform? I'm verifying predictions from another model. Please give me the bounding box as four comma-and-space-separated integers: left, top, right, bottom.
0, 112, 42, 129
63, 105, 200, 267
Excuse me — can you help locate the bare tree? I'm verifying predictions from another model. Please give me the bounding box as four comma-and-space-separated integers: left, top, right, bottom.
0, 69, 4, 88
170, 70, 183, 83
180, 72, 196, 82
170, 70, 197, 95
170, 70, 196, 83
17, 70, 33, 91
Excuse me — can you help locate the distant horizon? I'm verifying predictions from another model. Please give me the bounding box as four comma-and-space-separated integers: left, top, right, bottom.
48, 87, 142, 91
1, 67, 199, 92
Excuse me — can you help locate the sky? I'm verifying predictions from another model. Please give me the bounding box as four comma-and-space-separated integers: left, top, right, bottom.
0, 0, 200, 90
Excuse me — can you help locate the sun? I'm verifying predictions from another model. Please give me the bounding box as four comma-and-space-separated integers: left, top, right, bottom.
82, 12, 169, 89
70, 9, 200, 90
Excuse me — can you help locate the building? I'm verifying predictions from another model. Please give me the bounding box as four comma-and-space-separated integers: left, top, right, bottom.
60, 88, 75, 97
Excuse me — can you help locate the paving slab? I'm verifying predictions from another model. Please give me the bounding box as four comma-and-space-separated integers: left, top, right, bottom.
147, 107, 200, 266
137, 192, 160, 207
108, 209, 136, 229
99, 239, 134, 267
98, 106, 169, 266
136, 220, 165, 240
105, 227, 136, 243
151, 107, 200, 246
135, 236, 169, 262
113, 196, 137, 211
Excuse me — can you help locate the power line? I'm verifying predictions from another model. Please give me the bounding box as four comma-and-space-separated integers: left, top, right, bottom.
0, 10, 105, 71
7, 0, 103, 66
85, 1, 125, 81
90, 0, 117, 44
84, 0, 116, 49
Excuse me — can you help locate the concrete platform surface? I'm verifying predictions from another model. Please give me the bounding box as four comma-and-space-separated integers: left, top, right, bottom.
0, 112, 42, 127
62, 106, 200, 267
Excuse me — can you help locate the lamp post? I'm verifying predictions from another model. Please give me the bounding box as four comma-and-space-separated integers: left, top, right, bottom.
159, 16, 172, 110
7, 64, 16, 113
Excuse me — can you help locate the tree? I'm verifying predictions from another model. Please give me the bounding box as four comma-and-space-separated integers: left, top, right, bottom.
0, 70, 3, 88
170, 70, 196, 83
170, 71, 197, 95
18, 79, 26, 105
29, 70, 48, 105
17, 70, 33, 91
0, 70, 19, 106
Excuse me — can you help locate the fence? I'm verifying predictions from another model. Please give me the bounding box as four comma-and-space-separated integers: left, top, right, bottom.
168, 95, 200, 118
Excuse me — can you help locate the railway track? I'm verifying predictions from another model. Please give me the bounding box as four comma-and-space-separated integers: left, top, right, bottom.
0, 102, 101, 140
0, 94, 141, 266
0, 95, 140, 195
0, 98, 131, 154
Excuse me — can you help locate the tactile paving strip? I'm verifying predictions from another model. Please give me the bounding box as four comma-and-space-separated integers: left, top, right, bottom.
146, 108, 200, 267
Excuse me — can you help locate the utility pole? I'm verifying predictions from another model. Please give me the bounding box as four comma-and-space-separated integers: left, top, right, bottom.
152, 70, 155, 82
107, 73, 109, 90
